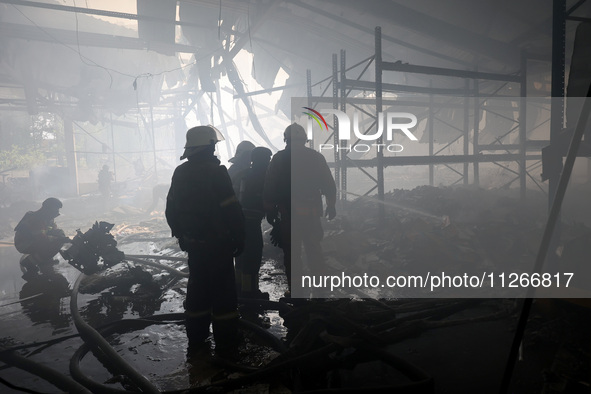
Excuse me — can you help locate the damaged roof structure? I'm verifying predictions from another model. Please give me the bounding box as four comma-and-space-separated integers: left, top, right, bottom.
1, 0, 591, 393
1, 0, 590, 198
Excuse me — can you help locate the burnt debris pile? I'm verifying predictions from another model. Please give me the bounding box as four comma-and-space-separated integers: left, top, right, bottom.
60, 221, 125, 275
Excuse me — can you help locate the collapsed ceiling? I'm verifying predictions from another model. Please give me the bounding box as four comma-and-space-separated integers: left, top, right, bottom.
0, 0, 588, 162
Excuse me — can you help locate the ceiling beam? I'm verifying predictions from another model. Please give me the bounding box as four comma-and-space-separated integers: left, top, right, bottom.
289, 0, 472, 67
1, 22, 200, 53
0, 0, 244, 36
292, 0, 520, 68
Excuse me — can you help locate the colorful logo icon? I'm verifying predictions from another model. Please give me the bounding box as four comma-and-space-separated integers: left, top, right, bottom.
302, 107, 328, 131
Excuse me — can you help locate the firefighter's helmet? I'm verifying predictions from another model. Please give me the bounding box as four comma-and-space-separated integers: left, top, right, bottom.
184, 125, 224, 148
283, 123, 307, 143
229, 141, 255, 163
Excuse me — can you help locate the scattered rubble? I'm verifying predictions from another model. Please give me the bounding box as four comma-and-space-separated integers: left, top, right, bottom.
2, 184, 591, 392
320, 185, 589, 297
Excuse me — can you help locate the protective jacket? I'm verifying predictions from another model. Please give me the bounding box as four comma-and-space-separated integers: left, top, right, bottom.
231, 164, 266, 221
166, 154, 244, 250
14, 210, 64, 256
264, 144, 336, 294
264, 145, 336, 217
166, 151, 244, 349
231, 160, 269, 297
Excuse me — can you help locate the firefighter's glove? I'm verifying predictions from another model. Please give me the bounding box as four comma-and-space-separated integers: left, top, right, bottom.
325, 205, 336, 220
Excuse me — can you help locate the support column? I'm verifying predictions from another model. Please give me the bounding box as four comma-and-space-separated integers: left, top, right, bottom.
63, 117, 79, 196
429, 83, 434, 186
547, 0, 566, 272
150, 102, 158, 184
463, 79, 470, 185
519, 51, 528, 201
332, 53, 340, 201
110, 113, 117, 181
340, 49, 347, 202
306, 69, 314, 149
375, 27, 385, 220
473, 79, 480, 186
550, 0, 566, 207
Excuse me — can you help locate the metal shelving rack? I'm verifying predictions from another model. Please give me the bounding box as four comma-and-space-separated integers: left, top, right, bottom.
306, 27, 545, 215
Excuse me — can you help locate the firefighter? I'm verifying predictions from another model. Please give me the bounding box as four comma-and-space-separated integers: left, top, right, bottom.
98, 165, 113, 197
14, 198, 70, 280
264, 123, 336, 297
227, 140, 255, 181
165, 125, 245, 352
231, 146, 273, 299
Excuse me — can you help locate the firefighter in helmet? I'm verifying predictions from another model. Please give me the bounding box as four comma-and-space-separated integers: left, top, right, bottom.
264, 123, 336, 297
14, 198, 70, 280
227, 140, 255, 180
165, 125, 245, 352
231, 146, 273, 299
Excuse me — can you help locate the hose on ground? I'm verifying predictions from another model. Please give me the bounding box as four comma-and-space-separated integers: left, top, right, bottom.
69, 313, 288, 393
70, 315, 183, 394
0, 344, 92, 394
0, 375, 46, 394
70, 272, 161, 394
68, 295, 500, 393
0, 314, 183, 359
10, 259, 504, 393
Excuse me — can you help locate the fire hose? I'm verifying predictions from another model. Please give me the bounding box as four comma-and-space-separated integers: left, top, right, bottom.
4, 221, 506, 393
70, 273, 160, 394
0, 344, 92, 394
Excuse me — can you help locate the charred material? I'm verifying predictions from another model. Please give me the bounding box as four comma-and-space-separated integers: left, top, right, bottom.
60, 221, 125, 275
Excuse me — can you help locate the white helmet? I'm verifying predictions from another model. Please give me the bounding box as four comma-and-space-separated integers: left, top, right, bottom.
185, 125, 224, 148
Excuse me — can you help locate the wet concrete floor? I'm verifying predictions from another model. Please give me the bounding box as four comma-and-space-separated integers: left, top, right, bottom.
1, 192, 590, 393
0, 195, 291, 393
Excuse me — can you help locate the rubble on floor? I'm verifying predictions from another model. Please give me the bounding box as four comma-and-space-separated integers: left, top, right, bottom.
1, 184, 591, 393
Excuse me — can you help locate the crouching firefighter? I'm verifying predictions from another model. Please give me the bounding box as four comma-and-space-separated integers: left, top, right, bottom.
14, 197, 71, 280
165, 125, 245, 352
